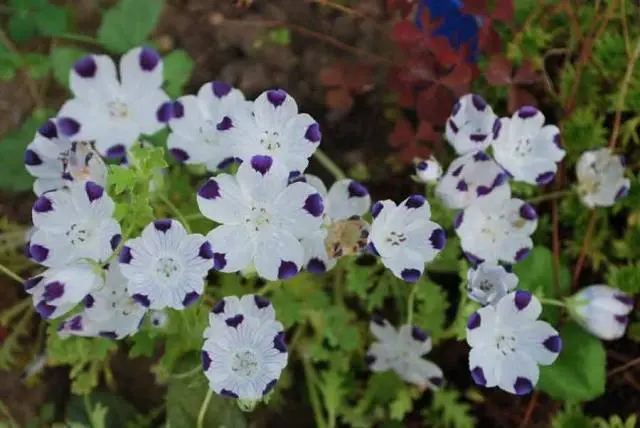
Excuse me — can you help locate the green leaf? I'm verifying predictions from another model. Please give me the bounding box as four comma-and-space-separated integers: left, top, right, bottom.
8, 13, 38, 43
413, 278, 449, 342
22, 53, 50, 79
423, 388, 476, 428
128, 330, 157, 358
98, 0, 165, 53
51, 46, 88, 88
0, 108, 54, 191
550, 404, 593, 428
163, 49, 194, 98
268, 27, 291, 46
389, 387, 414, 421
537, 322, 606, 401
167, 354, 247, 428
65, 391, 140, 428
606, 263, 640, 294
33, 4, 69, 36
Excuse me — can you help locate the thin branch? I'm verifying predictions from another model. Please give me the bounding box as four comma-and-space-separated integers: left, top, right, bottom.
608, 355, 640, 377
521, 391, 539, 428
571, 211, 598, 290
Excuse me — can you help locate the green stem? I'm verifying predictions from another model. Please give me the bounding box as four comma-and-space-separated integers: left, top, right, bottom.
406, 282, 418, 325
313, 149, 347, 181
196, 389, 213, 428
538, 297, 566, 308
171, 364, 201, 380
257, 280, 281, 296
527, 189, 573, 204
0, 400, 20, 428
184, 213, 207, 221
55, 33, 101, 45
302, 356, 328, 428
0, 263, 24, 284
158, 193, 192, 233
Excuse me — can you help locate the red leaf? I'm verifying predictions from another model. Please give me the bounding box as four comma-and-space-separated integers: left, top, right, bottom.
492, 0, 515, 23
319, 62, 345, 87
484, 55, 512, 86
440, 62, 472, 89
397, 141, 431, 164
425, 36, 461, 66
512, 60, 540, 85
508, 87, 537, 113
391, 20, 424, 48
326, 87, 353, 110
388, 116, 415, 148
461, 0, 489, 16
416, 121, 439, 141
387, 0, 416, 17
479, 22, 503, 55
416, 85, 455, 126
344, 64, 373, 93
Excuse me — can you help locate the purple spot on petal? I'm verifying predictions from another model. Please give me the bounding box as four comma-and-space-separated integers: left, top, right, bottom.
514, 377, 533, 395
515, 247, 531, 262
456, 180, 468, 191
364, 354, 376, 366
348, 181, 368, 198
473, 151, 490, 161
33, 196, 53, 213
84, 294, 95, 308
217, 157, 240, 170
451, 101, 461, 116
476, 185, 491, 196
250, 155, 273, 175
182, 291, 200, 307
471, 94, 488, 111
211, 299, 225, 314
535, 171, 555, 185
615, 185, 629, 201
132, 294, 151, 307
29, 244, 49, 263
614, 294, 634, 307
371, 314, 385, 326
266, 89, 287, 107
519, 203, 537, 220
57, 117, 81, 136
198, 241, 213, 259
517, 106, 539, 119
170, 148, 189, 162
405, 194, 425, 209
471, 366, 486, 385
451, 165, 464, 177
226, 314, 244, 328
262, 379, 277, 396
305, 123, 321, 143
416, 161, 428, 171
514, 290, 532, 310
212, 81, 232, 98
69, 316, 83, 331
43, 281, 64, 301
254, 295, 270, 309
454, 211, 464, 229
615, 314, 629, 325
430, 228, 446, 250
401, 268, 421, 282
411, 326, 428, 342
304, 193, 324, 217
24, 275, 43, 291
106, 144, 126, 160
153, 219, 172, 233
278, 260, 298, 279
492, 119, 502, 139
38, 120, 58, 139
85, 181, 104, 202
274, 331, 287, 352
493, 172, 508, 187
553, 133, 562, 149
24, 149, 43, 166
110, 234, 122, 251
216, 116, 233, 131
213, 253, 227, 270
307, 258, 327, 274
367, 242, 380, 256
220, 389, 239, 398
119, 246, 133, 264
139, 47, 160, 71
73, 56, 96, 78
198, 179, 221, 200
448, 119, 459, 134
35, 301, 55, 319
172, 100, 184, 118
543, 335, 562, 353
371, 201, 383, 218
156, 102, 173, 123
464, 252, 484, 266
470, 134, 487, 143
202, 350, 212, 371
429, 377, 444, 387
467, 312, 481, 329
99, 331, 118, 339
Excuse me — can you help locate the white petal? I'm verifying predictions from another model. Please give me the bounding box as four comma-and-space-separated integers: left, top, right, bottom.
326, 179, 371, 221
515, 321, 561, 366
497, 351, 539, 395
398, 324, 432, 356
367, 342, 394, 372
497, 234, 533, 264
129, 89, 170, 135
253, 89, 299, 130
280, 113, 321, 161
57, 99, 108, 146
532, 125, 565, 162
445, 94, 498, 155
119, 47, 163, 98
273, 182, 324, 238
300, 230, 335, 273
510, 106, 545, 136
404, 220, 445, 263
496, 291, 542, 326
412, 358, 445, 390
69, 54, 119, 102
236, 156, 289, 203
254, 227, 303, 281
197, 81, 246, 118
206, 225, 254, 273
382, 249, 425, 282
468, 346, 501, 388
197, 174, 249, 224
301, 174, 328, 197
465, 305, 497, 348
370, 317, 398, 343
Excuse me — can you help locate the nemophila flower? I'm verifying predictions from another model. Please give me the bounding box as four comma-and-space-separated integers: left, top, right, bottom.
222, 89, 321, 173
492, 106, 566, 185
414, 156, 443, 184
365, 316, 444, 390
28, 181, 121, 268
576, 148, 630, 208
436, 150, 510, 209
150, 310, 169, 328
445, 94, 498, 155
24, 119, 106, 195
455, 197, 537, 265
118, 219, 213, 310
568, 285, 635, 340
24, 263, 102, 320
466, 291, 562, 395
197, 156, 324, 281
58, 46, 171, 158
368, 195, 445, 282
295, 174, 370, 273
167, 81, 247, 170
58, 264, 146, 339
202, 294, 288, 400
467, 263, 518, 306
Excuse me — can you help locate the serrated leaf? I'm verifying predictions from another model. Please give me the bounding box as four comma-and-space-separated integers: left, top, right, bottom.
606, 263, 640, 294
484, 55, 512, 86
98, 0, 165, 53
389, 387, 413, 421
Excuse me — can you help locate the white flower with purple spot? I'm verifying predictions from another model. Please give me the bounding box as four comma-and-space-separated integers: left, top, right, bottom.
118, 219, 213, 310
58, 46, 171, 158
28, 181, 121, 267
58, 264, 146, 339
576, 149, 630, 208
368, 195, 445, 282
222, 89, 321, 173
197, 156, 324, 281
365, 316, 444, 390
202, 294, 288, 400
466, 291, 562, 395
167, 81, 246, 170
24, 263, 102, 320
414, 156, 443, 184
150, 310, 169, 328
296, 174, 370, 273
436, 150, 510, 209
568, 285, 635, 340
455, 198, 537, 265
491, 106, 566, 185
467, 263, 518, 306
24, 119, 107, 195
445, 94, 499, 155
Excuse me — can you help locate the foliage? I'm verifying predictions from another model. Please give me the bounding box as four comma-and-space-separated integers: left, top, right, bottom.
423, 388, 476, 428
98, 0, 165, 54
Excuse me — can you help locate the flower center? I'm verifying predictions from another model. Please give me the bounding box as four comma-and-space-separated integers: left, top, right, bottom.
107, 99, 129, 119
385, 230, 407, 247
66, 223, 91, 246
246, 205, 272, 232
198, 120, 219, 145
477, 279, 494, 292
495, 333, 516, 355
514, 137, 533, 157
155, 257, 181, 281
230, 349, 260, 378
259, 130, 281, 152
